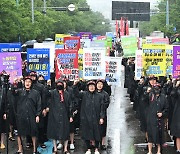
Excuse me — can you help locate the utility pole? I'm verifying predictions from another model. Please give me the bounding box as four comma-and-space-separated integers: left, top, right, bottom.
16, 0, 19, 6
166, 0, 169, 26
43, 0, 47, 14
31, 0, 34, 23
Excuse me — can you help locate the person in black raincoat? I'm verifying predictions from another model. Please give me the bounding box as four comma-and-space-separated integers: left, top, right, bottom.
14, 76, 41, 154
47, 79, 73, 154
170, 80, 180, 153
96, 79, 110, 150
0, 73, 8, 150
29, 72, 47, 149
73, 80, 105, 154
65, 80, 79, 150
146, 84, 168, 154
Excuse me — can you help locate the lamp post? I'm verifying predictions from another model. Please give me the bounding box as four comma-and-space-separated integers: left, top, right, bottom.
43, 0, 46, 14
16, 0, 19, 6
31, 0, 34, 23
166, 0, 169, 26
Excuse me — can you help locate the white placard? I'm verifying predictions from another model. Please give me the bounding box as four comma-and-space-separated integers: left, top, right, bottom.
105, 57, 122, 85
34, 42, 55, 72
83, 48, 106, 80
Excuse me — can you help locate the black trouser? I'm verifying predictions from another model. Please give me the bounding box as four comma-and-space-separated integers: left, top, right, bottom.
26, 135, 33, 144
38, 116, 48, 145
85, 140, 99, 149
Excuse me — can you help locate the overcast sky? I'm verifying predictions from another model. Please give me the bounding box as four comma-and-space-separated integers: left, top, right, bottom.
87, 0, 161, 20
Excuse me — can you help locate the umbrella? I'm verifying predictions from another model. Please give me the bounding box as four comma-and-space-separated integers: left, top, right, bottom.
44, 38, 54, 42
21, 40, 37, 47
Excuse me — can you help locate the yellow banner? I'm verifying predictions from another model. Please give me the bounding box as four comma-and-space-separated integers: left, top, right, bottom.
142, 44, 166, 77
78, 49, 83, 79
166, 45, 173, 77
55, 34, 70, 45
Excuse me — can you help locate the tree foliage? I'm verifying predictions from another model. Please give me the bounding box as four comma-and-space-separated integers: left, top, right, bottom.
139, 0, 180, 38
0, 0, 110, 43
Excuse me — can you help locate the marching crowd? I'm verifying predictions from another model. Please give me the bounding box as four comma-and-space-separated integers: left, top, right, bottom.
0, 61, 111, 154
123, 58, 180, 154
0, 57, 180, 154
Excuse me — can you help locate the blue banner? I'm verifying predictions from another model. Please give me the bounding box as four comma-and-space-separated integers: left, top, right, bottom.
27, 48, 50, 80
0, 43, 21, 52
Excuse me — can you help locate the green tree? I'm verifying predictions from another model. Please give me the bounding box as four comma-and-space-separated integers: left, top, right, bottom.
0, 0, 110, 43
139, 0, 180, 37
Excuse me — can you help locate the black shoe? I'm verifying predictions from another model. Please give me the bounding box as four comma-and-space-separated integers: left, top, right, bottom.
64, 151, 70, 154
9, 137, 16, 141
101, 145, 106, 150
40, 144, 46, 149
26, 143, 32, 149
15, 152, 23, 154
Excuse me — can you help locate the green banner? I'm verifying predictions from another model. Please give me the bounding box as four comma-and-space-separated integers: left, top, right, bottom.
121, 36, 137, 57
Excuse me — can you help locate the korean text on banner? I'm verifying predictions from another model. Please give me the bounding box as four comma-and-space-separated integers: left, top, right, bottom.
55, 49, 79, 81
105, 57, 122, 85
0, 43, 21, 52
64, 37, 80, 50
80, 39, 91, 49
142, 44, 166, 77
83, 48, 105, 80
55, 34, 70, 49
27, 48, 50, 80
0, 52, 22, 83
79, 32, 92, 40
121, 36, 137, 57
34, 42, 55, 72
173, 46, 180, 78
135, 50, 143, 80
166, 45, 173, 77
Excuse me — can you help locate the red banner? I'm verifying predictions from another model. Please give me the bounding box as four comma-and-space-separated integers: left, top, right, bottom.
64, 36, 80, 50
55, 49, 79, 80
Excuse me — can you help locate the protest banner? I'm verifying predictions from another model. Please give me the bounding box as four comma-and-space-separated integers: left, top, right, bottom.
80, 39, 91, 49
0, 43, 21, 52
27, 48, 50, 80
0, 52, 22, 83
135, 50, 143, 80
34, 42, 55, 72
83, 48, 105, 80
64, 36, 80, 50
142, 44, 166, 77
105, 57, 122, 85
78, 49, 83, 79
91, 41, 105, 48
106, 37, 112, 48
106, 32, 114, 38
146, 37, 169, 44
55, 34, 70, 49
55, 49, 79, 80
97, 36, 106, 40
173, 46, 180, 78
79, 32, 92, 40
121, 36, 137, 57
166, 45, 173, 77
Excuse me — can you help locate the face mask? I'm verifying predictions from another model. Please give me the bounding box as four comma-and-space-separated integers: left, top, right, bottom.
39, 80, 45, 85
56, 85, 64, 90
17, 82, 23, 88
32, 80, 37, 84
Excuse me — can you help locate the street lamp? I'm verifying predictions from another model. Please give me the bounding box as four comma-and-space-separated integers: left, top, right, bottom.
166, 0, 169, 26
31, 0, 34, 23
